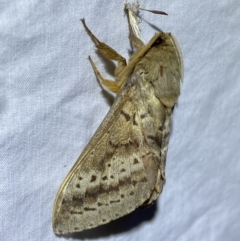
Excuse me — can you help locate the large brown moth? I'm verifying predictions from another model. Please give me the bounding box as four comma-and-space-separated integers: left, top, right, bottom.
52, 3, 183, 235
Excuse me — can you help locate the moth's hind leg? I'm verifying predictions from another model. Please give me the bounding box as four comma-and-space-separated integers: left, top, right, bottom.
81, 19, 127, 93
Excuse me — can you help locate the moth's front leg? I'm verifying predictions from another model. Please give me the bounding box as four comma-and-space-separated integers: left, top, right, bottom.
81, 19, 127, 93
125, 4, 145, 51
88, 56, 122, 93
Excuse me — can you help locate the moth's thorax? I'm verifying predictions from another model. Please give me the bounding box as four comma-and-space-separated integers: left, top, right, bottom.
132, 32, 182, 108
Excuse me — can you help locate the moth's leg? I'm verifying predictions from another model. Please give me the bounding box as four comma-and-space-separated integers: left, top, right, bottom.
88, 56, 122, 93
81, 19, 127, 93
142, 168, 164, 207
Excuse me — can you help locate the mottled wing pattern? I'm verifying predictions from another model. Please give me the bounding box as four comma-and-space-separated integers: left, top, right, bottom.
53, 31, 183, 234
52, 72, 168, 234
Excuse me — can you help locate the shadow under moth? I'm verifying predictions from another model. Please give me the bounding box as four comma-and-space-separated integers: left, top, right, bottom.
53, 3, 183, 235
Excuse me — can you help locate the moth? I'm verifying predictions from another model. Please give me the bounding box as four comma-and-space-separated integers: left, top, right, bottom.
53, 3, 183, 235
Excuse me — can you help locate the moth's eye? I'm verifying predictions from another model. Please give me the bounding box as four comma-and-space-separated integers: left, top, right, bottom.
151, 37, 163, 47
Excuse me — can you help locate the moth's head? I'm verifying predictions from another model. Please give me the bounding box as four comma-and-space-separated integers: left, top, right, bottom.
150, 32, 173, 48
150, 34, 164, 47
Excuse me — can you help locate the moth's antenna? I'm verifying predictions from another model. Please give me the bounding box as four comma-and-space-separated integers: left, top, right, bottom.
124, 3, 168, 47
139, 8, 168, 16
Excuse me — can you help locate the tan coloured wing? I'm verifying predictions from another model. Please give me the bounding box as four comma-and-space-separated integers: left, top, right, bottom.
53, 31, 182, 234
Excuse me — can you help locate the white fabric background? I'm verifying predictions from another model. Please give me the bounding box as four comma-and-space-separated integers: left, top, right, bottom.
1, 0, 240, 240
